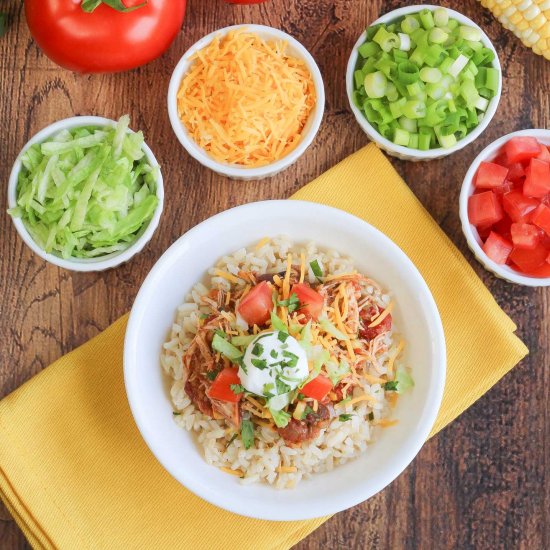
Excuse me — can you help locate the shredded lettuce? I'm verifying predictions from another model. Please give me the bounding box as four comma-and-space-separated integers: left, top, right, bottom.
8, 115, 159, 259
269, 408, 291, 428
320, 318, 349, 341
326, 358, 351, 386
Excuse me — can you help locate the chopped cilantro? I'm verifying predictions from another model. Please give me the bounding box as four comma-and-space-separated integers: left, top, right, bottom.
230, 384, 244, 395
241, 418, 255, 450
205, 368, 221, 381
297, 393, 305, 400
251, 358, 267, 370
384, 381, 399, 391
368, 412, 374, 421
301, 405, 318, 420
338, 414, 354, 422
251, 342, 264, 356
199, 313, 209, 320
172, 411, 182, 416
277, 331, 289, 343
275, 378, 291, 395
277, 292, 300, 313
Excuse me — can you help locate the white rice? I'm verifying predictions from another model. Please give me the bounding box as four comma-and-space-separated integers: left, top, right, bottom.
160, 236, 398, 489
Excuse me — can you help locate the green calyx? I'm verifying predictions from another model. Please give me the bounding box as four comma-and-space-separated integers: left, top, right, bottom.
81, 0, 147, 13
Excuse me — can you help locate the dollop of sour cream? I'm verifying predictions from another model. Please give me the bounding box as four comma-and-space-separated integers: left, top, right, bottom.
238, 331, 309, 410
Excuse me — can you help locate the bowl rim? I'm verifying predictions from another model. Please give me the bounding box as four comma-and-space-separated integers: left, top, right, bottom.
7, 115, 164, 272
459, 128, 550, 287
167, 24, 325, 179
345, 4, 502, 160
124, 199, 447, 520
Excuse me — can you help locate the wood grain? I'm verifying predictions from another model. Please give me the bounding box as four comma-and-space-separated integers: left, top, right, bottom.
0, 1, 548, 548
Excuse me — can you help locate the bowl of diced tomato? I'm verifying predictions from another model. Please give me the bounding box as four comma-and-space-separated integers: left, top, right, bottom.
460, 129, 550, 286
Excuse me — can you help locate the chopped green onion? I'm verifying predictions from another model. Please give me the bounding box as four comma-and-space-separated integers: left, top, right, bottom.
352, 7, 498, 150
241, 418, 255, 449
364, 71, 387, 98
309, 259, 323, 278
459, 25, 481, 42
433, 7, 448, 27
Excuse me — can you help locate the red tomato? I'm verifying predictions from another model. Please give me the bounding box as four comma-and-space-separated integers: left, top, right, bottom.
475, 161, 509, 189
468, 191, 503, 226
531, 203, 550, 235
510, 223, 541, 250
207, 368, 242, 403
506, 163, 526, 183
301, 375, 332, 401
524, 263, 550, 277
291, 283, 324, 321
524, 158, 550, 198
492, 216, 512, 239
510, 244, 548, 272
24, 0, 186, 73
359, 306, 393, 340
504, 137, 542, 164
493, 181, 515, 197
482, 232, 513, 264
536, 145, 550, 162
502, 191, 539, 223
238, 281, 273, 326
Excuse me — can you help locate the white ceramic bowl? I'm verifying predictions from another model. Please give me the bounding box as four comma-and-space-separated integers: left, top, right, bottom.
459, 128, 550, 287
124, 200, 446, 520
167, 24, 325, 180
7, 116, 164, 272
346, 5, 502, 161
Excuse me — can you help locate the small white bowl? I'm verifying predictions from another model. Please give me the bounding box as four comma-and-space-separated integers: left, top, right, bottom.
459, 128, 550, 287
167, 24, 325, 180
7, 116, 164, 272
124, 200, 446, 520
346, 4, 502, 161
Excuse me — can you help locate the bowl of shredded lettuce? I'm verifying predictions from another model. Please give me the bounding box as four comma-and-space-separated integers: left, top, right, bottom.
7, 115, 163, 271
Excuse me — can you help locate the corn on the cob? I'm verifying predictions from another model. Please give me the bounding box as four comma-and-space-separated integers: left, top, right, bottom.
479, 0, 550, 59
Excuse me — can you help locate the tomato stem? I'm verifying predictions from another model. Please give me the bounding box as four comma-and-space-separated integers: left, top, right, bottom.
81, 0, 147, 13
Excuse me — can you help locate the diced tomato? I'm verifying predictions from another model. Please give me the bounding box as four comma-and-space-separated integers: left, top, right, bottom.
509, 243, 548, 272
468, 191, 503, 226
536, 144, 550, 162
510, 223, 541, 250
531, 203, 550, 235
291, 283, 324, 321
523, 263, 550, 277
506, 162, 525, 182
492, 216, 512, 239
237, 281, 273, 326
301, 375, 332, 401
504, 136, 542, 164
359, 305, 392, 340
502, 191, 539, 223
493, 181, 515, 197
475, 161, 509, 189
524, 158, 550, 198
207, 368, 242, 403
482, 232, 513, 264
477, 224, 493, 240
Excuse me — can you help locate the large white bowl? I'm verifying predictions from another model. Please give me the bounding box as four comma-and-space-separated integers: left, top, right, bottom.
7, 116, 164, 272
167, 24, 325, 180
346, 5, 502, 161
459, 128, 550, 287
124, 200, 446, 520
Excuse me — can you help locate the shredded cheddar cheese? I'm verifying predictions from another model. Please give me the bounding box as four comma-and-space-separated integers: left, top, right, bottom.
220, 467, 244, 477
214, 269, 240, 284
368, 301, 395, 328
277, 466, 297, 473
255, 237, 270, 250
177, 29, 316, 167
299, 252, 306, 283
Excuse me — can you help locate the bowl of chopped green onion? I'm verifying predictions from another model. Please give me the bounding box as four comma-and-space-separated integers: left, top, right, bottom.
346, 5, 502, 161
7, 115, 163, 271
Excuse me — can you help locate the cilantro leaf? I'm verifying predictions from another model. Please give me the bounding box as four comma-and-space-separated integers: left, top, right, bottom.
205, 367, 221, 381
384, 381, 399, 391
230, 384, 244, 395
277, 292, 301, 313
339, 414, 354, 422
241, 419, 255, 450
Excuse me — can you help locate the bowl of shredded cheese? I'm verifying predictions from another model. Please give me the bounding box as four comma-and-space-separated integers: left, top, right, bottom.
167, 25, 325, 180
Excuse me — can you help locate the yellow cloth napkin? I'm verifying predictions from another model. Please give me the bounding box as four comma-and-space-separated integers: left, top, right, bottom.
0, 144, 528, 550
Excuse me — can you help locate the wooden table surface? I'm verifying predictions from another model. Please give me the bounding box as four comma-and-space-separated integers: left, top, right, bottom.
1, 0, 548, 548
